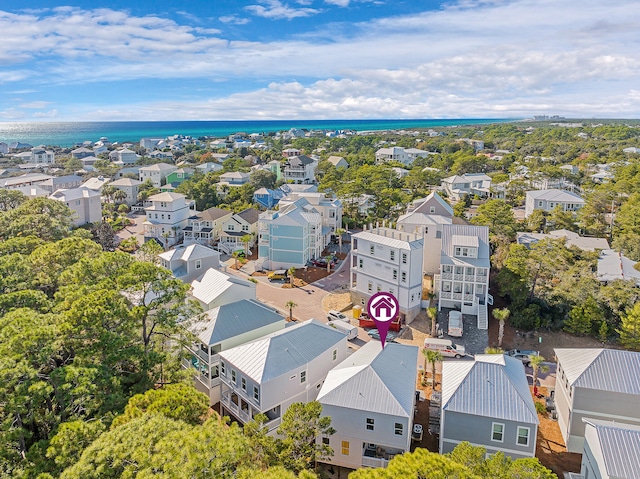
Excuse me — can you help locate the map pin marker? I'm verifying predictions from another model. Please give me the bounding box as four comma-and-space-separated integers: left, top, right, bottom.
367, 292, 399, 349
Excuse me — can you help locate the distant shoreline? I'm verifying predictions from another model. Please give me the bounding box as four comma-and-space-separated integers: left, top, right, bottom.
0, 118, 518, 147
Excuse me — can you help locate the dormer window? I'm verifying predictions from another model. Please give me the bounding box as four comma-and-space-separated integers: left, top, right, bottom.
454, 246, 477, 258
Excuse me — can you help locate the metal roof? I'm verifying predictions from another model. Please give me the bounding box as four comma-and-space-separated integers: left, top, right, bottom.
442, 354, 538, 424
189, 299, 283, 346
555, 349, 640, 394
441, 224, 490, 261
352, 228, 423, 250
219, 319, 345, 383
189, 268, 255, 305
159, 244, 220, 263
584, 418, 640, 479
317, 342, 418, 417
525, 189, 585, 202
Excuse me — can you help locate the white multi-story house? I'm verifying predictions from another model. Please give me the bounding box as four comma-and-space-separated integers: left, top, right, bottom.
218, 319, 348, 433
158, 244, 220, 283
282, 148, 301, 158
317, 342, 419, 469
219, 171, 251, 187
140, 137, 165, 150
326, 156, 349, 169
282, 155, 317, 184
278, 191, 342, 240
27, 147, 55, 165
108, 178, 142, 206
350, 226, 424, 324
437, 224, 491, 328
143, 192, 193, 248
258, 198, 323, 269
109, 148, 140, 165
195, 162, 224, 175
49, 187, 102, 226
217, 208, 260, 253
185, 298, 285, 405
139, 163, 178, 188
441, 173, 492, 201
40, 175, 84, 193
183, 207, 233, 246
524, 189, 585, 218
397, 191, 455, 281
188, 267, 256, 312
375, 147, 410, 166
0, 173, 52, 190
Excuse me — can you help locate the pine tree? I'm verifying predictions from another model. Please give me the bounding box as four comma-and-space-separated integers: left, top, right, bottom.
619, 303, 640, 350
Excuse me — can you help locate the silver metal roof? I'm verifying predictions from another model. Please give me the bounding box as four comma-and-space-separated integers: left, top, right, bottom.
352, 228, 423, 250
584, 418, 640, 479
219, 319, 345, 383
189, 268, 254, 306
189, 299, 283, 346
525, 189, 585, 202
317, 342, 418, 417
555, 349, 640, 394
441, 224, 490, 262
442, 354, 538, 424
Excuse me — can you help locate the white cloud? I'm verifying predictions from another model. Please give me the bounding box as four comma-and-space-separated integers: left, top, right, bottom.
18, 101, 50, 109
219, 15, 251, 25
244, 0, 321, 20
1, 0, 640, 119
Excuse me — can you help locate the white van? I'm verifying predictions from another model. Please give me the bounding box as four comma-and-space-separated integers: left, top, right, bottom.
327, 320, 359, 341
423, 338, 466, 358
448, 311, 463, 337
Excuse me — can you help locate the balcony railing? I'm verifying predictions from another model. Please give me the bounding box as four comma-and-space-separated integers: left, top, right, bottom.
441, 272, 453, 280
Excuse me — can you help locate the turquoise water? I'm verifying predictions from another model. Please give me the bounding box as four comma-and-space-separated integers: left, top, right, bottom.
0, 119, 517, 147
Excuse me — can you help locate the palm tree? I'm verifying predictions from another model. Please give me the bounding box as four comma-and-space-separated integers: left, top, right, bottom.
285, 301, 297, 322
492, 308, 510, 347
530, 354, 549, 397
334, 228, 345, 254
484, 347, 504, 354
288, 266, 296, 287
232, 250, 241, 269
241, 233, 253, 257
102, 185, 117, 204
427, 306, 438, 337
112, 189, 127, 204
424, 349, 443, 389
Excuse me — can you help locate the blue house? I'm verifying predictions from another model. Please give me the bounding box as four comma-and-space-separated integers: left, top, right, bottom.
253, 187, 287, 209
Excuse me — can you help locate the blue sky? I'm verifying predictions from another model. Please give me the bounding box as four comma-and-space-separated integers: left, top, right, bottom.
1, 0, 639, 121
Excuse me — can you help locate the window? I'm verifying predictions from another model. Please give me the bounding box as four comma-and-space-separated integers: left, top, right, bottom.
253, 386, 259, 401
390, 250, 395, 261
443, 265, 453, 274
517, 426, 530, 446
332, 349, 337, 361
455, 266, 464, 275
195, 259, 202, 269
366, 418, 375, 431
167, 214, 171, 220
231, 370, 236, 383
241, 377, 246, 391
394, 423, 403, 435
401, 272, 407, 283
322, 437, 330, 446
242, 225, 249, 231
370, 245, 375, 255
411, 293, 415, 302
492, 422, 504, 442
341, 441, 350, 455
402, 253, 407, 264
359, 258, 363, 268
368, 282, 373, 292
160, 201, 167, 208
430, 206, 436, 213
442, 281, 452, 292
300, 370, 306, 384
453, 282, 462, 293
228, 224, 235, 231
393, 269, 398, 280
221, 361, 226, 376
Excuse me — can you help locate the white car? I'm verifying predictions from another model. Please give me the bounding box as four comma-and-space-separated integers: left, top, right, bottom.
327, 310, 349, 322
448, 311, 463, 337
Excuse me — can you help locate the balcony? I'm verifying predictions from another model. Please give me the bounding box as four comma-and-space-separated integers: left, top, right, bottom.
441, 272, 453, 280
453, 274, 464, 281
362, 456, 390, 468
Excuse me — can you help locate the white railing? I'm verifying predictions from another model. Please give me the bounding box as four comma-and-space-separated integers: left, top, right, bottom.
441, 272, 453, 280
362, 457, 390, 468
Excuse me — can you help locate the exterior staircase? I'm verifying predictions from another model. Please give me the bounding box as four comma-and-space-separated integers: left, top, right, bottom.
477, 301, 488, 330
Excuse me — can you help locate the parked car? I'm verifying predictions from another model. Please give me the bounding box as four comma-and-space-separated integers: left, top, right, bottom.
267, 270, 288, 281
367, 328, 399, 343
424, 338, 466, 358
327, 320, 358, 341
327, 310, 349, 322
505, 349, 539, 367
447, 311, 463, 337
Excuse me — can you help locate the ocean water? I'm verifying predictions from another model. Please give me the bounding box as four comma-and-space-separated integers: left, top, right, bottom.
0, 119, 515, 148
